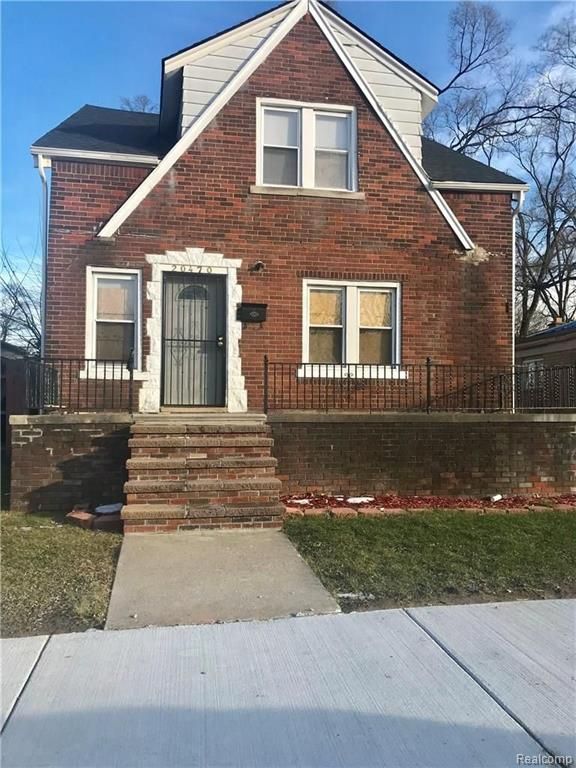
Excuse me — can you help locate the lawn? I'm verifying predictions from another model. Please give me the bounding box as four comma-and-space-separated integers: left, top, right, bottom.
1, 512, 122, 638
284, 510, 576, 610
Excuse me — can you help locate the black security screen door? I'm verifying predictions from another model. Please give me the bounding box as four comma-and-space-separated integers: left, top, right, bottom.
161, 273, 226, 406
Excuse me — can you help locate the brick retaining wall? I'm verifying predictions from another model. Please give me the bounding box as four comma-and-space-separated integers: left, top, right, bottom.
269, 413, 576, 497
9, 414, 133, 513
9, 413, 576, 514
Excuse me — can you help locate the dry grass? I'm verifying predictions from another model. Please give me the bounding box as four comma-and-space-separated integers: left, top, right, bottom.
1, 512, 121, 637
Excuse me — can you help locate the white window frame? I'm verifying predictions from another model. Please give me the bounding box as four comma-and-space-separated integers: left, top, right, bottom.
82, 267, 144, 379
256, 98, 358, 192
300, 279, 404, 379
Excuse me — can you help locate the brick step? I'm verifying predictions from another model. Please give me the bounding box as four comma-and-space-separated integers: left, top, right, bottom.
124, 478, 282, 507
129, 436, 274, 451
122, 499, 284, 532
126, 456, 277, 471
131, 422, 270, 436
122, 502, 284, 521
128, 467, 277, 482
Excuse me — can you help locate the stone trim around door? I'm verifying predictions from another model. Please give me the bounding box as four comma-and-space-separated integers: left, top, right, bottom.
139, 247, 247, 413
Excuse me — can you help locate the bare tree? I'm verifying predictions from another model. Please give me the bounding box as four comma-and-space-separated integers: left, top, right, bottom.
512, 119, 576, 335
120, 95, 157, 113
0, 249, 41, 354
425, 3, 575, 162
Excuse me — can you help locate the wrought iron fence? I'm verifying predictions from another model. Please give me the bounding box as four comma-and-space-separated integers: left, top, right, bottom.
25, 353, 135, 413
263, 357, 576, 413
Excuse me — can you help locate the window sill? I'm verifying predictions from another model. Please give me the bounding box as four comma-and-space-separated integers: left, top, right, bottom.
250, 185, 365, 200
297, 364, 407, 380
79, 367, 148, 381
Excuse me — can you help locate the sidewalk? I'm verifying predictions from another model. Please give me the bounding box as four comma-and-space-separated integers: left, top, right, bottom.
1, 600, 574, 768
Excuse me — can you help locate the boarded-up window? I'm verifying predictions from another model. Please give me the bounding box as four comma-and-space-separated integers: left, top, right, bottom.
309, 288, 344, 364
359, 291, 393, 365
94, 274, 138, 362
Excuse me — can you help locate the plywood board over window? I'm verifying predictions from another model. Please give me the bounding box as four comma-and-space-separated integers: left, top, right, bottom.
303, 279, 401, 367
85, 267, 142, 370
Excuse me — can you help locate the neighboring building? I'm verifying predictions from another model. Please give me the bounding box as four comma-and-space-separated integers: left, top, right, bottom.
516, 321, 576, 369
30, 0, 528, 415
1, 342, 30, 508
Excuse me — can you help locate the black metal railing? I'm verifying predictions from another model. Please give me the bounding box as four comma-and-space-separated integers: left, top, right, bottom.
263, 357, 576, 413
25, 352, 135, 413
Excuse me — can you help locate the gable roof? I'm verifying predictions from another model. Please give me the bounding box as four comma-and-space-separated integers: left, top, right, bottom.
95, 0, 477, 247
31, 105, 165, 163
422, 139, 525, 187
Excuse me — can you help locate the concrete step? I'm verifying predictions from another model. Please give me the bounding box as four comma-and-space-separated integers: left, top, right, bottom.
139, 412, 267, 422
131, 422, 269, 435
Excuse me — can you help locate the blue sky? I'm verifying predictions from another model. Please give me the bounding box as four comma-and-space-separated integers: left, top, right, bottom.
1, 0, 568, 263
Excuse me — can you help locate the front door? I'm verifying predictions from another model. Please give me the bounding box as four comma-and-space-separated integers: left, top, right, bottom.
161, 272, 226, 406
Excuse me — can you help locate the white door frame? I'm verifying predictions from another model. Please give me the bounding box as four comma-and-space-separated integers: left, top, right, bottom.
139, 247, 247, 413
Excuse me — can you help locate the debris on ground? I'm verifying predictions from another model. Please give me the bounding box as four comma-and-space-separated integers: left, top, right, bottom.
66, 502, 123, 533
95, 502, 123, 515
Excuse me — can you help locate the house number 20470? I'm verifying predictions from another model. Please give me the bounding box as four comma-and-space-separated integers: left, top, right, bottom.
171, 265, 213, 273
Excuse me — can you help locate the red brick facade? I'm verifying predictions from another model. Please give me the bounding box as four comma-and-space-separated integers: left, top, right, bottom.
45, 14, 514, 411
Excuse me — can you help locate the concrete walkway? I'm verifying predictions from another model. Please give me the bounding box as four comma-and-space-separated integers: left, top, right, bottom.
105, 530, 339, 630
2, 600, 574, 767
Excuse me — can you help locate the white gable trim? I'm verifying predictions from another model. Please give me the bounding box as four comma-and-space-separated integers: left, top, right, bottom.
98, 0, 474, 250
97, 0, 307, 239
308, 0, 473, 250
164, 2, 298, 73
320, 5, 438, 104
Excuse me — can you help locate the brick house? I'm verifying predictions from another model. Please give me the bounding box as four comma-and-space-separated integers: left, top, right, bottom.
18, 0, 571, 532
31, 0, 527, 416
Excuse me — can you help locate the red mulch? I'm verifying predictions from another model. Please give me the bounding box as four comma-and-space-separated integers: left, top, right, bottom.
281, 493, 576, 510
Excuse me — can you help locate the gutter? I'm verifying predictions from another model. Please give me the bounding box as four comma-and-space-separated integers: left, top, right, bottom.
511, 189, 526, 413
36, 153, 50, 358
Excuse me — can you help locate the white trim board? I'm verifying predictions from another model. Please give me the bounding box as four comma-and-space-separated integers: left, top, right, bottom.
163, 2, 298, 73
97, 0, 474, 250
431, 181, 529, 193
31, 147, 159, 166
98, 0, 307, 239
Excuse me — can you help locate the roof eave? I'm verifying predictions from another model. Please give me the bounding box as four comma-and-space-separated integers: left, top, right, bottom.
30, 145, 160, 166
431, 181, 529, 193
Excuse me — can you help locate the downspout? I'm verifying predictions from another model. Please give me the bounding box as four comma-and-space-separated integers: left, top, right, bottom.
36, 154, 50, 358
511, 189, 525, 413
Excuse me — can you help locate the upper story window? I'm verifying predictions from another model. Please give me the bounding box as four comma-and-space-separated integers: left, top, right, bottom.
258, 100, 357, 192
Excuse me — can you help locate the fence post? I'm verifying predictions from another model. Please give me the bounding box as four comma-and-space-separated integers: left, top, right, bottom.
263, 354, 269, 414
426, 357, 432, 413
127, 348, 135, 414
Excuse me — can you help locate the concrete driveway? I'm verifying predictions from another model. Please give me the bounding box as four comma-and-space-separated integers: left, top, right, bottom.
1, 599, 574, 767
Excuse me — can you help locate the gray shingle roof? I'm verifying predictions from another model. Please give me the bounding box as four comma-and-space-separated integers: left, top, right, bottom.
422, 138, 525, 185
33, 106, 526, 186
32, 105, 165, 157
